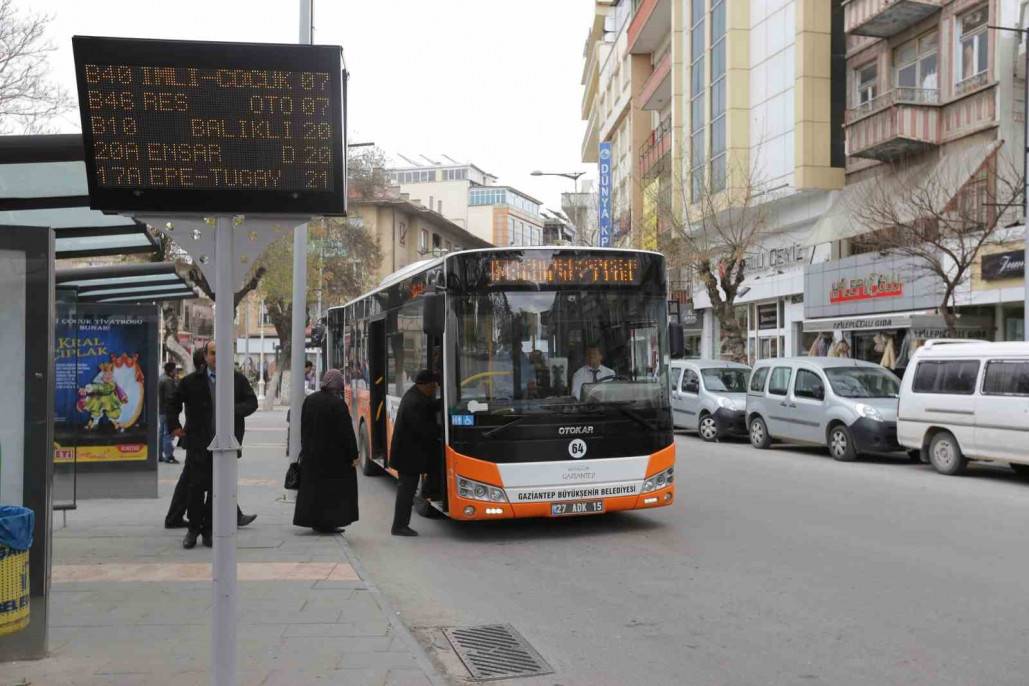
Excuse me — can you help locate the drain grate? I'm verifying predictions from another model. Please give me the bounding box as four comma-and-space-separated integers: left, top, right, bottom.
443, 624, 554, 681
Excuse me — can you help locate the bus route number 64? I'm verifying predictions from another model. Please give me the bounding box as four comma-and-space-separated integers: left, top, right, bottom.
568, 439, 587, 459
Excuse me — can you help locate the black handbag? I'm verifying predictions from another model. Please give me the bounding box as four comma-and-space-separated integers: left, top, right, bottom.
284, 459, 301, 490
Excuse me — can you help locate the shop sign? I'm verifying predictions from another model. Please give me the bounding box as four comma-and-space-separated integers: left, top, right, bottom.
805, 252, 944, 319
757, 303, 778, 329
981, 250, 1024, 281
829, 272, 904, 304
681, 304, 701, 330
746, 243, 808, 274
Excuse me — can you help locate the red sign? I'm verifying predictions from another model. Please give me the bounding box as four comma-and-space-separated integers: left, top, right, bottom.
830, 273, 903, 304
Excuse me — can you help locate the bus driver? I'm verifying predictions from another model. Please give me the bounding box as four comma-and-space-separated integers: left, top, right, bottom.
571, 345, 615, 399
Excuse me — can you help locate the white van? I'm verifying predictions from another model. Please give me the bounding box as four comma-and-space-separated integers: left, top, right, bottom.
897, 341, 1029, 476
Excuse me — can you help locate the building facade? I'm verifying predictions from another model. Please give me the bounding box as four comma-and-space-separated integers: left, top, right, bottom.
388, 162, 546, 247
800, 0, 1026, 367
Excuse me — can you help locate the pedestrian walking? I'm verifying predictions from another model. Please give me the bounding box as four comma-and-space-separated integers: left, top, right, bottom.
389, 369, 442, 537
166, 342, 258, 549
158, 362, 180, 464
292, 369, 360, 534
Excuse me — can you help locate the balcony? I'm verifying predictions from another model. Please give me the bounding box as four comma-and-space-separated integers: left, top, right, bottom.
639, 52, 671, 111
844, 0, 942, 38
639, 117, 672, 178
628, 0, 671, 55
845, 88, 941, 161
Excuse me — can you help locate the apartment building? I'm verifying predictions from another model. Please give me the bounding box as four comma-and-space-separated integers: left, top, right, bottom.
388, 161, 546, 247
680, 1, 851, 360
801, 0, 1026, 364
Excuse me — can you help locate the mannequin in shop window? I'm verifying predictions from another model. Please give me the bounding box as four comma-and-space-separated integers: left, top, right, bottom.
808, 334, 832, 357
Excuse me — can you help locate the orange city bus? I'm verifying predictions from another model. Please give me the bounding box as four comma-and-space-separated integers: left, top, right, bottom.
325, 247, 676, 521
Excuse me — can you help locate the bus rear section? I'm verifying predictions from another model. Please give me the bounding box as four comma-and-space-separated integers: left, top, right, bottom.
328, 248, 677, 521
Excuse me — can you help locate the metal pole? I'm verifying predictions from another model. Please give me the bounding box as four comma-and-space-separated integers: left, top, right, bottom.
211, 215, 239, 686
1024, 32, 1028, 342
257, 301, 266, 400
287, 0, 313, 472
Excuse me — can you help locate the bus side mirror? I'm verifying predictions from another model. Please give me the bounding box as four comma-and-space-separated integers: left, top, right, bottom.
669, 323, 685, 359
422, 293, 445, 336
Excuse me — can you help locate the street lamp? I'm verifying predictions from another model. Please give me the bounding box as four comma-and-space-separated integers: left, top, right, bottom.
531, 170, 586, 193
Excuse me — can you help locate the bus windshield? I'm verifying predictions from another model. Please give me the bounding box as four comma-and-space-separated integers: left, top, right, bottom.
451, 290, 669, 416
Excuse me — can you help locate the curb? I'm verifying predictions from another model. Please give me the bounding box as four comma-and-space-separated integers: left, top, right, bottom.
334, 534, 450, 686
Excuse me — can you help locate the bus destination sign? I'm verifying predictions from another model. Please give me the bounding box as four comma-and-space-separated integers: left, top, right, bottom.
487, 255, 641, 286
72, 36, 346, 214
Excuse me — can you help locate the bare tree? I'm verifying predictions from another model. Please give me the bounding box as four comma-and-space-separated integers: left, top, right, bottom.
149, 229, 266, 372
649, 151, 772, 362
852, 146, 1022, 334
0, 0, 73, 134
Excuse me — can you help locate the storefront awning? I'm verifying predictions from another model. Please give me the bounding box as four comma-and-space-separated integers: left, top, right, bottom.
56, 262, 197, 303
0, 134, 158, 259
807, 141, 1003, 246
803, 311, 934, 333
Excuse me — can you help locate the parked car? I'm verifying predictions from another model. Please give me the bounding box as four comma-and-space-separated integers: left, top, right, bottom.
746, 357, 903, 460
670, 359, 750, 441
897, 340, 1029, 476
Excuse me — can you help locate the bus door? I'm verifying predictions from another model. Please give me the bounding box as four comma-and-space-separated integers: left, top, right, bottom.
368, 317, 387, 461
424, 333, 445, 504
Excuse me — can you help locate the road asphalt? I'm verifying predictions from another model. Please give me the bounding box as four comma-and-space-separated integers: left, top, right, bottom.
346, 431, 1029, 686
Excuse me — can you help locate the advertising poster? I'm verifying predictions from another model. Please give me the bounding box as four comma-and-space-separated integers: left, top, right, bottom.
54, 304, 158, 464
598, 141, 612, 247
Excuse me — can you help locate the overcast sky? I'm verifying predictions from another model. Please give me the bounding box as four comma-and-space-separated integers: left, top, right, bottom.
39, 0, 595, 212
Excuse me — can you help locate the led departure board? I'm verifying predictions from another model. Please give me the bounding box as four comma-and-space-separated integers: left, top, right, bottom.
487, 256, 642, 286
72, 36, 346, 214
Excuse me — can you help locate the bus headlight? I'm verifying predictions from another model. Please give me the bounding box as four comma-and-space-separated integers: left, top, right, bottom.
642, 466, 674, 493
457, 476, 508, 503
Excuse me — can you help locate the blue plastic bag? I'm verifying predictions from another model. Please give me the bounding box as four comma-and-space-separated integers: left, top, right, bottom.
0, 507, 34, 551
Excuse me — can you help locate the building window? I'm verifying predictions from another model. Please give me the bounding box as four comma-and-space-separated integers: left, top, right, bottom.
689, 0, 705, 202
895, 32, 938, 96
856, 63, 878, 105
418, 228, 429, 254
958, 6, 988, 83
710, 0, 726, 193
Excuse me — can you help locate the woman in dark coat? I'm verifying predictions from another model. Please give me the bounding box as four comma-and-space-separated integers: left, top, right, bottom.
293, 369, 359, 533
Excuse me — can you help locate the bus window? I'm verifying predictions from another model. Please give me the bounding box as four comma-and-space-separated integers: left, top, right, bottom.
387, 300, 426, 398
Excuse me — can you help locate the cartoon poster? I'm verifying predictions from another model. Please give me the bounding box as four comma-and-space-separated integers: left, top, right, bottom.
54, 304, 159, 463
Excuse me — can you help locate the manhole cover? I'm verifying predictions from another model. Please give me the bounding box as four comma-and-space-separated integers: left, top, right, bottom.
443, 624, 553, 681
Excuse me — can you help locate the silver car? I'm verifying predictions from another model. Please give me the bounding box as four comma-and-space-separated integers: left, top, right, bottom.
745, 357, 902, 460
670, 359, 751, 442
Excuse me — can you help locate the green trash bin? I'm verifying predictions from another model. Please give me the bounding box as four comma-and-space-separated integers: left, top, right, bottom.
0, 506, 34, 636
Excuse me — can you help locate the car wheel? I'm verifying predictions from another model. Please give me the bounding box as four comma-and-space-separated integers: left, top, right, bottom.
928, 431, 967, 476
359, 424, 381, 476
698, 414, 719, 442
749, 416, 771, 449
828, 424, 858, 462
1010, 463, 1029, 477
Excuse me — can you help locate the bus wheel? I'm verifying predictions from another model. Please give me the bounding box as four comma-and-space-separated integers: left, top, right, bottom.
749, 416, 771, 449
359, 425, 381, 476
928, 431, 966, 476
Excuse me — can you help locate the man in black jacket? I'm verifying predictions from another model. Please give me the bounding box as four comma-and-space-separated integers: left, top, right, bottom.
389, 369, 442, 536
164, 349, 257, 530
167, 342, 258, 549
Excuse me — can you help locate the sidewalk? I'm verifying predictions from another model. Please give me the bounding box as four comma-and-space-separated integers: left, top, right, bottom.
7, 409, 441, 686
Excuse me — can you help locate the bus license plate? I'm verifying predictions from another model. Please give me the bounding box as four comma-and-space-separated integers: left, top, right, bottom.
551, 500, 604, 517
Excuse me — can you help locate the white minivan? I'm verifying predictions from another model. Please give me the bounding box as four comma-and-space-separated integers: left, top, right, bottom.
897, 341, 1029, 476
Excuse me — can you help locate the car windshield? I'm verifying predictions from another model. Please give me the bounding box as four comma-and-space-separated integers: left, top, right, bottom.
701, 368, 749, 393
451, 290, 669, 415
825, 367, 900, 398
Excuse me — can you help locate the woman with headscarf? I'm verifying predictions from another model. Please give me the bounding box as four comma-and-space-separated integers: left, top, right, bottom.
293, 369, 360, 533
